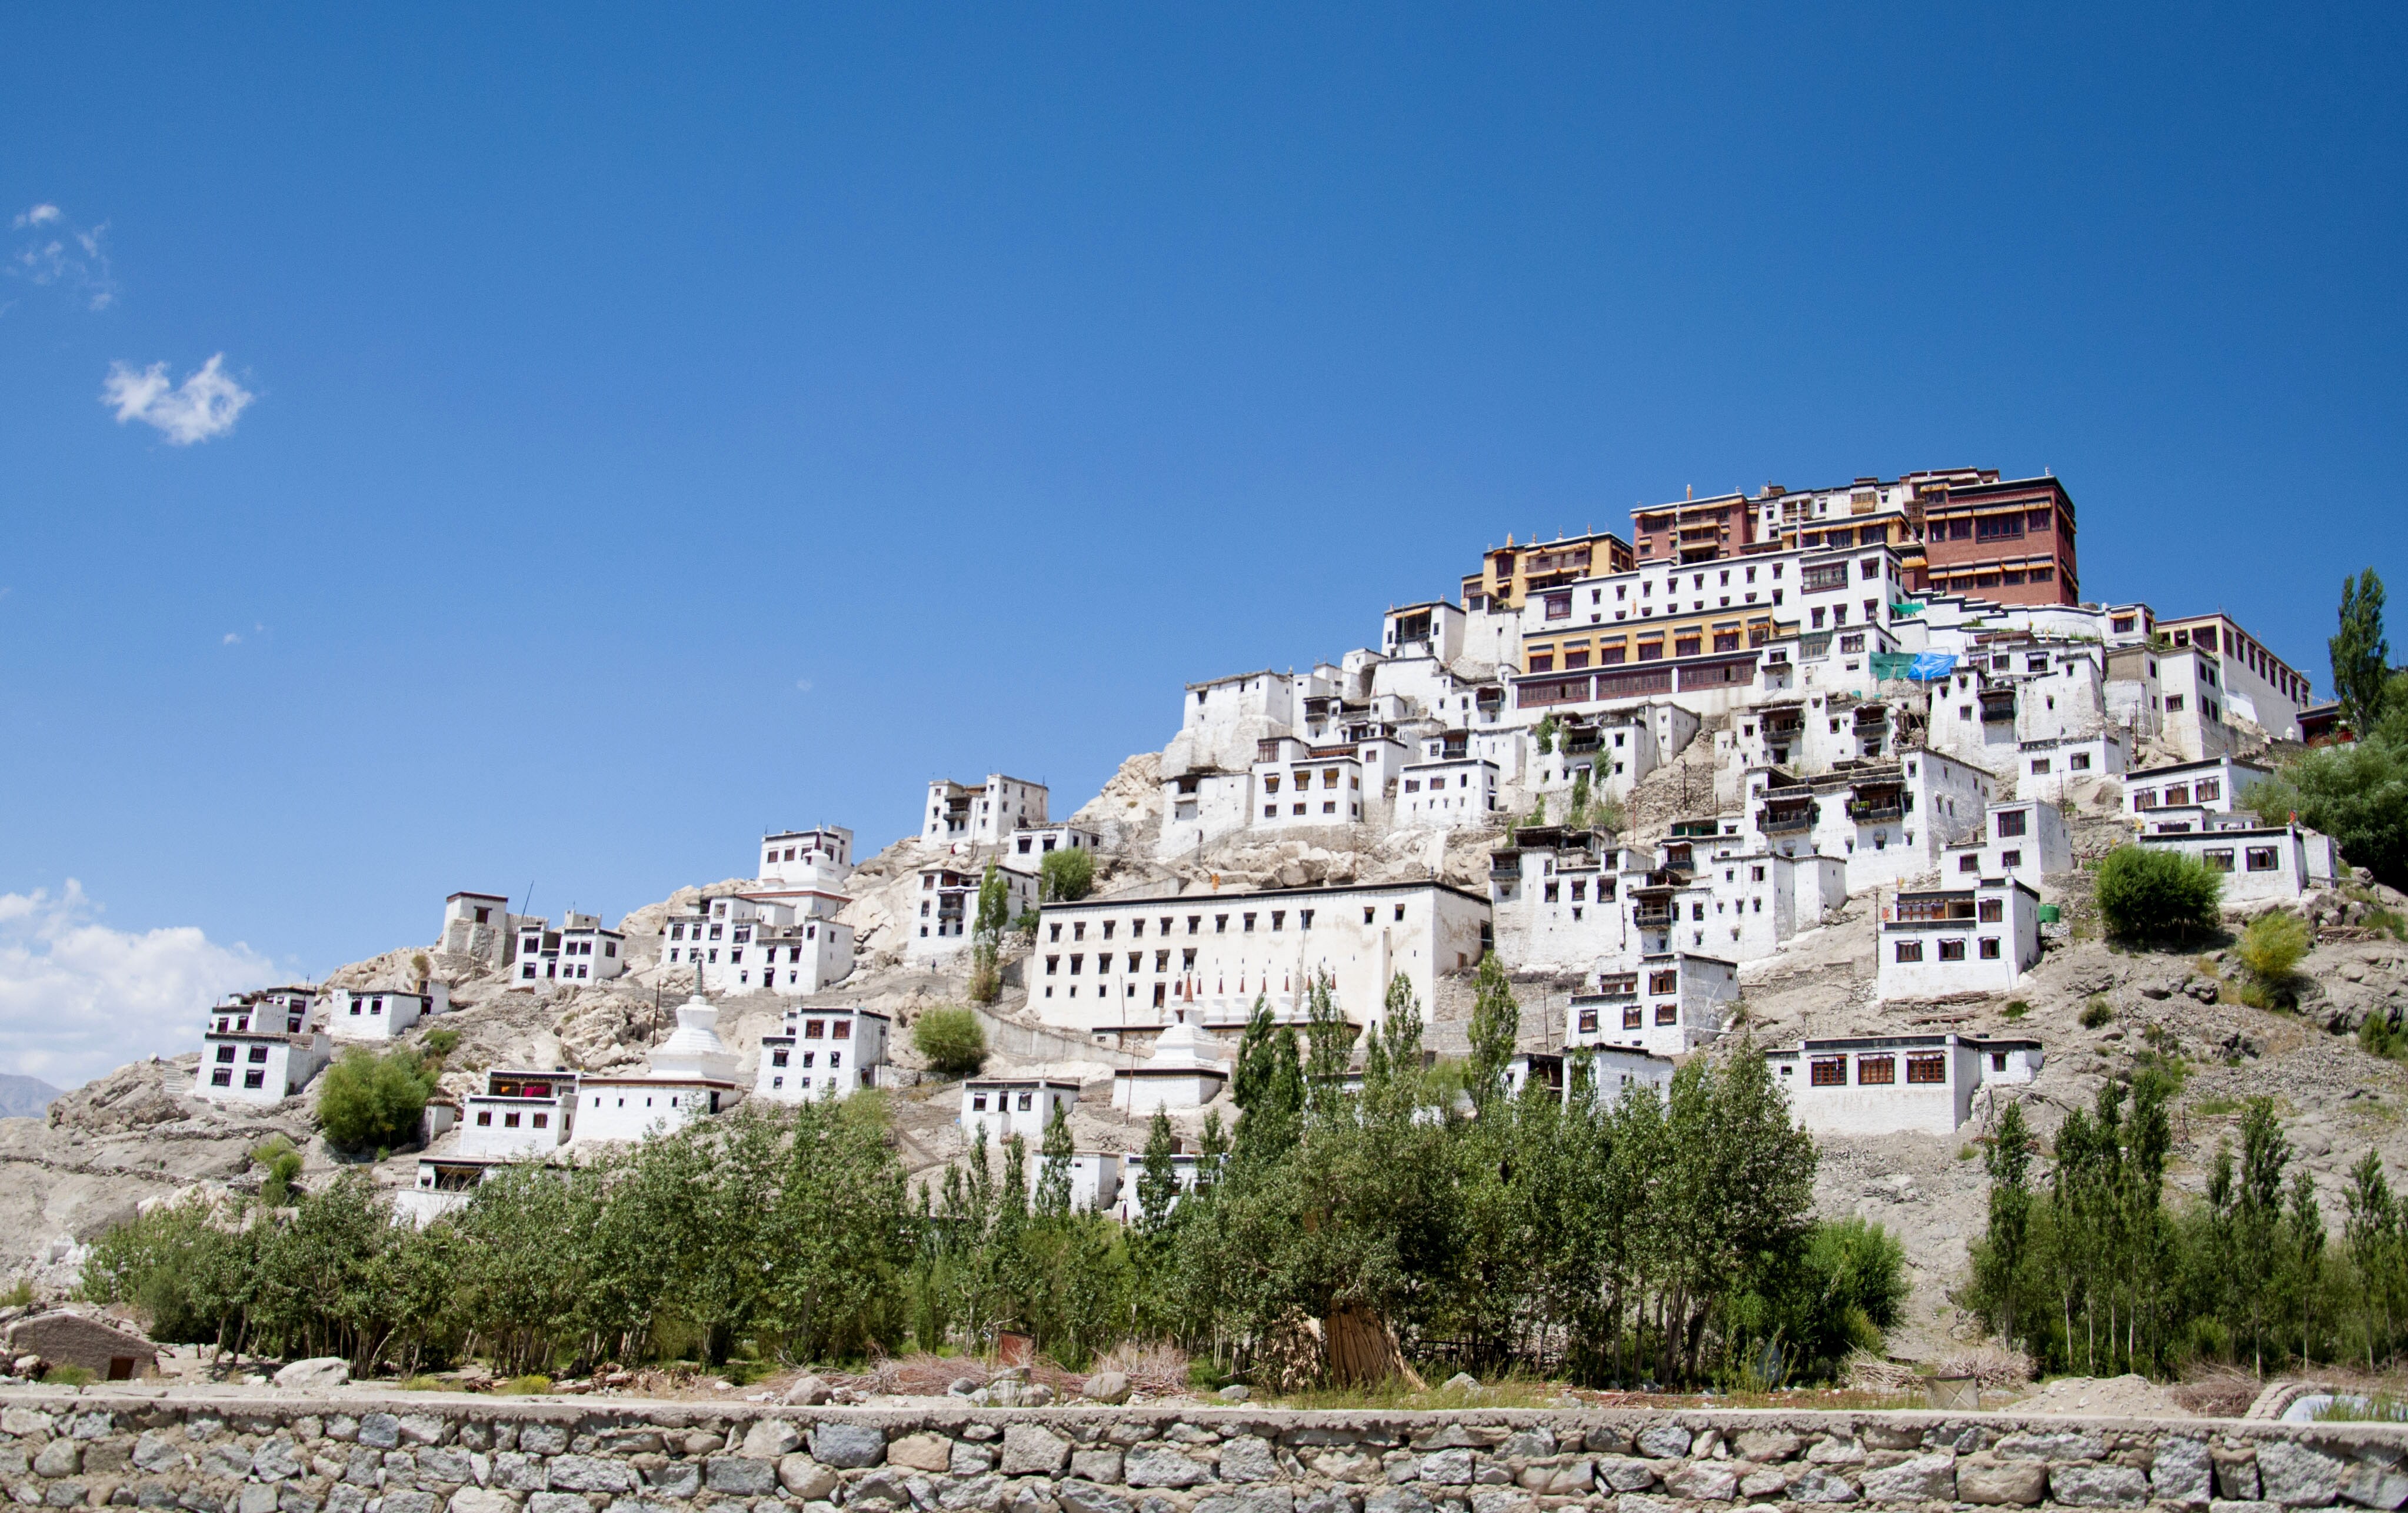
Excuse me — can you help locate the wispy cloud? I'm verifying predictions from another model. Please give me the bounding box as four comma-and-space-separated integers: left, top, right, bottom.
222, 632, 242, 645
794, 678, 814, 693
8, 203, 116, 311
102, 354, 256, 445
0, 881, 277, 1087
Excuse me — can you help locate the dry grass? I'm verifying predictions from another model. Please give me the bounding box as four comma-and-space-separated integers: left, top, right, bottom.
1843, 1349, 1921, 1394
868, 1352, 987, 1397
1085, 1340, 1191, 1396
1933, 1342, 2035, 1389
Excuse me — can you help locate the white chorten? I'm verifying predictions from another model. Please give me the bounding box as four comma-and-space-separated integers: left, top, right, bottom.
648, 992, 740, 1084
1111, 1011, 1231, 1114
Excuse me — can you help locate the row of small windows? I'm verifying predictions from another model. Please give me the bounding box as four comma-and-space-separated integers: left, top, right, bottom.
1809, 1052, 1950, 1086
1893, 938, 2003, 962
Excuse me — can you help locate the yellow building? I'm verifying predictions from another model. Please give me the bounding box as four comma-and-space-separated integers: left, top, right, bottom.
1460, 530, 1634, 612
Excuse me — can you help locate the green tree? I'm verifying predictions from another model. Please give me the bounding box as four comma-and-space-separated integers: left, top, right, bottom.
1979, 1101, 2036, 1349
2093, 845, 2223, 942
2246, 715, 2408, 889
1035, 1102, 1074, 1218
912, 1005, 988, 1078
315, 1046, 438, 1153
1038, 847, 1095, 902
250, 1135, 303, 1207
1466, 952, 1520, 1116
967, 863, 1010, 1004
2333, 568, 2392, 736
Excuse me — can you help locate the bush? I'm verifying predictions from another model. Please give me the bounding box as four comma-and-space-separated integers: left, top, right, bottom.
1038, 848, 1095, 903
2094, 845, 2223, 942
2362, 1011, 2408, 1063
2003, 1000, 2031, 1020
42, 1364, 95, 1387
316, 1047, 438, 1154
250, 1135, 303, 1206
2234, 912, 2312, 1001
420, 1027, 461, 1061
2080, 998, 2113, 1029
912, 1007, 988, 1079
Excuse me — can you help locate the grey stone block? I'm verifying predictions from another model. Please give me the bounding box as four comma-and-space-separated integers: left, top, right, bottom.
1219, 1439, 1280, 1485
491, 1454, 546, 1494
1594, 1459, 1656, 1493
1956, 1458, 2047, 1505
2050, 1464, 2153, 1507
382, 1494, 439, 1513
1418, 1452, 1474, 1488
444, 1491, 513, 1513
1297, 1494, 1357, 1513
2259, 1444, 2348, 1508
807, 1424, 884, 1471
2341, 1455, 2408, 1511
937, 1474, 1006, 1512
417, 1451, 472, 1487
1123, 1448, 1209, 1491
2155, 1439, 2215, 1506
1784, 1468, 1859, 1503
547, 1458, 631, 1495
1068, 1451, 1124, 1486
1058, 1479, 1133, 1513
701, 1458, 775, 1497
1001, 1428, 1072, 1479
775, 1456, 832, 1501
252, 1441, 305, 1484
1994, 1433, 2105, 1464
237, 1488, 278, 1513
1632, 1428, 1691, 1462
356, 1419, 402, 1454
514, 1429, 567, 1459
738, 1422, 800, 1462
34, 1442, 82, 1479
1363, 1490, 1434, 1513
1195, 1491, 1294, 1513
1859, 1454, 1955, 1504
525, 1495, 587, 1513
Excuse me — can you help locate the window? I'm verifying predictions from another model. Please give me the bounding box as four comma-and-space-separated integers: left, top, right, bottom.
1960, 855, 1981, 874
2000, 850, 2021, 868
1979, 938, 2001, 960
1906, 1054, 1947, 1084
2204, 849, 2234, 872
1857, 1055, 1895, 1085
475, 1110, 492, 1126
1839, 633, 1864, 654
1648, 969, 1678, 994
1894, 940, 1923, 962
2196, 778, 2221, 802
1938, 939, 1967, 961
1810, 1057, 1847, 1086
2030, 758, 2050, 775
2166, 695, 2185, 712
2246, 847, 2280, 872
1978, 898, 2004, 923
1623, 1007, 1643, 1029
772, 1049, 790, 1067
2164, 785, 2190, 807
1578, 1009, 1598, 1034
1654, 1005, 1677, 1025
1992, 1052, 2009, 1072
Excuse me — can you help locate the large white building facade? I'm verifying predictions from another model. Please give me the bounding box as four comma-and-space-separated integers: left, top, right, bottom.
925, 776, 1048, 848
1031, 879, 1491, 1041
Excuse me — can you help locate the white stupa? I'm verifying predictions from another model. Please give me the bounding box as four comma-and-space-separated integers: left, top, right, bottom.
647, 992, 740, 1083
1111, 1011, 1230, 1115
572, 992, 742, 1143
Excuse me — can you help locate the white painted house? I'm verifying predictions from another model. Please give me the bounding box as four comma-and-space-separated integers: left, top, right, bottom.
193, 990, 331, 1105
961, 1077, 1080, 1146
758, 826, 854, 890
1008, 822, 1103, 869
664, 894, 853, 996
925, 775, 1048, 849
1110, 1014, 1230, 1115
2127, 757, 2275, 832
1111, 1151, 1205, 1226
513, 912, 627, 987
574, 992, 742, 1144
754, 1005, 890, 1102
1876, 878, 2043, 1001
1768, 1033, 2043, 1135
1031, 879, 1492, 1038
330, 984, 448, 1042
1503, 1046, 1677, 1105
2137, 822, 2343, 906
1940, 799, 2073, 892
905, 864, 1038, 962
458, 1070, 578, 1158
395, 1155, 504, 1228
1746, 746, 1994, 894
1565, 953, 1738, 1057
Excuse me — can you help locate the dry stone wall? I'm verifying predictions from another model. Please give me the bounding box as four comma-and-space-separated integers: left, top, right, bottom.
4, 1396, 2407, 1513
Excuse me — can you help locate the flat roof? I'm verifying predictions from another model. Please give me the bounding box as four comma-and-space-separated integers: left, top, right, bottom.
448, 891, 511, 902
780, 1005, 891, 1021
1038, 877, 1491, 909
2130, 755, 2273, 777
964, 1077, 1083, 1090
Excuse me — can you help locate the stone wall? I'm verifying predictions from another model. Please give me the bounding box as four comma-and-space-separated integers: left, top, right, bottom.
5, 1395, 2408, 1513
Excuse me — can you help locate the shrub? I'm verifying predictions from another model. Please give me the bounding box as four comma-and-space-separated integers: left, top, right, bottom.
2234, 915, 2312, 997
316, 1047, 438, 1154
2362, 1011, 2408, 1064
2094, 845, 2223, 942
2003, 1000, 2031, 1020
420, 1027, 461, 1061
42, 1364, 95, 1387
250, 1135, 303, 1206
912, 1007, 988, 1079
2080, 999, 2113, 1029
1038, 848, 1095, 903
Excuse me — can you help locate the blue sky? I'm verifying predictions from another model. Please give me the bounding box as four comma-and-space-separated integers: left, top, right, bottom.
3, 5, 2402, 1084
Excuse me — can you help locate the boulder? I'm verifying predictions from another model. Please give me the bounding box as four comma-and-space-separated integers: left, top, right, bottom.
740, 1420, 802, 1460
275, 1358, 351, 1391
782, 1374, 833, 1406
1083, 1370, 1131, 1404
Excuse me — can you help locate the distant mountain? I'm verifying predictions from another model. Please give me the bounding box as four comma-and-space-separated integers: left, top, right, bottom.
0, 1074, 62, 1119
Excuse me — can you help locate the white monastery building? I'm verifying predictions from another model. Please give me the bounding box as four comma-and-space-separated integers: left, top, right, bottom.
192, 988, 328, 1104
575, 992, 743, 1144
1770, 1033, 2043, 1135
329, 984, 448, 1041
1876, 878, 2043, 1001
755, 1005, 891, 1103
905, 864, 1038, 962
960, 1077, 1079, 1147
514, 912, 626, 987
1110, 1013, 1231, 1114
458, 1070, 578, 1159
925, 775, 1048, 848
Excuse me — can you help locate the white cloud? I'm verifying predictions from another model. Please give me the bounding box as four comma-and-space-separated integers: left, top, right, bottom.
0, 881, 277, 1088
222, 632, 241, 645
794, 678, 814, 693
8, 205, 114, 310
102, 354, 255, 445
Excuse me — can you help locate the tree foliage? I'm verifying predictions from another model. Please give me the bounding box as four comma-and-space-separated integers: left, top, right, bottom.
968, 864, 1010, 1004
316, 1047, 439, 1154
1038, 847, 1095, 903
83, 1099, 909, 1375
2093, 845, 2223, 943
2332, 568, 2392, 737
912, 1005, 988, 1079
2246, 675, 2408, 890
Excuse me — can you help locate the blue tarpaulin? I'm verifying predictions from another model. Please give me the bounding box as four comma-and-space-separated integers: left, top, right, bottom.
1908, 651, 1959, 681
